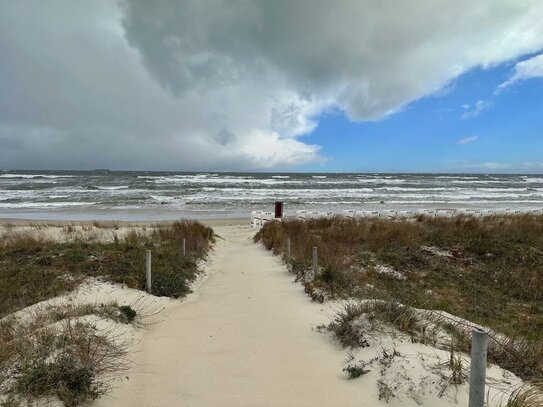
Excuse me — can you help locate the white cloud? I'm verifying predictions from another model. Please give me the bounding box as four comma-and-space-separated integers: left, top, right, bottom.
463, 162, 511, 170
497, 53, 543, 91
1, 1, 543, 170
461, 100, 490, 119
520, 162, 543, 171
457, 135, 479, 145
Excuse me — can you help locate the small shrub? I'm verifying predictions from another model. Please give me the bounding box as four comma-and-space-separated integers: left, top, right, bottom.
151, 271, 190, 298
118, 305, 137, 323
4, 321, 128, 406
256, 221, 284, 252
16, 355, 98, 406
343, 363, 370, 379
328, 303, 370, 348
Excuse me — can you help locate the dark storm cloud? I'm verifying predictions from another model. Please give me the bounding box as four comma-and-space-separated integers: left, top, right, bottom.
1, 1, 542, 170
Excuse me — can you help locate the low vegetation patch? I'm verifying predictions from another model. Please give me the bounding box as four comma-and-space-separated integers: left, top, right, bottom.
0, 308, 130, 406
500, 385, 543, 407
256, 215, 543, 382
0, 220, 214, 318
0, 220, 214, 405
343, 363, 370, 379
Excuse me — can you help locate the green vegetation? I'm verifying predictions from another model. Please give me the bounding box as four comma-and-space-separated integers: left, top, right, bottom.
499, 386, 543, 407
343, 363, 370, 379
0, 220, 214, 318
119, 305, 137, 323
1, 318, 128, 406
255, 215, 543, 382
0, 220, 214, 406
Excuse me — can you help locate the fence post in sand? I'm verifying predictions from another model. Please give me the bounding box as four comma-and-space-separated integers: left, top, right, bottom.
468, 328, 488, 407
312, 246, 318, 277
182, 238, 186, 259
146, 249, 152, 293
286, 237, 291, 259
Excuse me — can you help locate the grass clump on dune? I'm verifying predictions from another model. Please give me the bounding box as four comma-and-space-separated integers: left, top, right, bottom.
255, 215, 543, 382
0, 220, 214, 406
1, 318, 129, 406
500, 386, 543, 407
0, 220, 214, 319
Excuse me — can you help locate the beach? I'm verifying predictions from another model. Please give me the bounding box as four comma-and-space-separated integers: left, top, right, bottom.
1, 218, 535, 406
5, 1, 543, 405
95, 224, 380, 407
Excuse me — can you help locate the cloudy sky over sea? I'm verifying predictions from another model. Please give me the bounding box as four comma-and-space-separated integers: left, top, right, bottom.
1, 1, 543, 173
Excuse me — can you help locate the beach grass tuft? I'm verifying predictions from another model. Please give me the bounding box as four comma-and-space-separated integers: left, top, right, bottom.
0, 220, 214, 318
256, 215, 543, 382
0, 220, 214, 405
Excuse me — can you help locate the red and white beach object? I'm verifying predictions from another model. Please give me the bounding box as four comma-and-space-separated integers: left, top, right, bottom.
342, 209, 355, 219
250, 211, 262, 227
296, 210, 307, 220
307, 211, 320, 219
261, 211, 273, 225
379, 209, 397, 219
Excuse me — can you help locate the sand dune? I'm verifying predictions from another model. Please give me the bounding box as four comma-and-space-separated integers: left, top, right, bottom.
93, 225, 520, 407
93, 225, 377, 406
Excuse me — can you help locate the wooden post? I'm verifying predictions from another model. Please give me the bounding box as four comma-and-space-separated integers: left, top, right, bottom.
146, 250, 152, 293
312, 246, 318, 277
286, 237, 291, 259
469, 328, 488, 407
182, 238, 186, 259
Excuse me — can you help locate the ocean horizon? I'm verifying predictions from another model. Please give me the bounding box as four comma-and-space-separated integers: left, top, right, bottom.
1, 169, 542, 221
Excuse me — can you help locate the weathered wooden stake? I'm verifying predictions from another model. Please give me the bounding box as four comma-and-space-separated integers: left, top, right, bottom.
469, 328, 488, 407
312, 246, 318, 277
286, 237, 291, 259
182, 238, 186, 258
146, 249, 152, 293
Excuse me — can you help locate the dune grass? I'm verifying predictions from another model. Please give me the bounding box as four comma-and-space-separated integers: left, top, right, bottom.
0, 220, 215, 319
255, 215, 543, 381
1, 314, 130, 406
0, 220, 214, 405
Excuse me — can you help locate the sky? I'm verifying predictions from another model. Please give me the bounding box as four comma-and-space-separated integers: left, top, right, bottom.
1, 1, 543, 173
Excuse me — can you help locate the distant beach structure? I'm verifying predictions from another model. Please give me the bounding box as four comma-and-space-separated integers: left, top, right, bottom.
249, 207, 542, 227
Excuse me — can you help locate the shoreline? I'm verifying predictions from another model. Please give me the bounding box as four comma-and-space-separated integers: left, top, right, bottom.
0, 217, 248, 228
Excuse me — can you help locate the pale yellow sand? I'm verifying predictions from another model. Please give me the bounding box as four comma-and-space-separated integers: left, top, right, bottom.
91, 225, 521, 407
93, 225, 378, 406
1, 221, 522, 406
88, 224, 519, 407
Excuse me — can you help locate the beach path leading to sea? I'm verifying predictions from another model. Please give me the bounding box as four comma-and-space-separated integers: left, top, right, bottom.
95, 225, 374, 407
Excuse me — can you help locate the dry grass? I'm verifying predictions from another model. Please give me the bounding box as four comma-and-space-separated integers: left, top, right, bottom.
0, 300, 144, 405
0, 220, 214, 405
0, 318, 129, 406
0, 220, 214, 319
499, 385, 543, 407
0, 219, 214, 405
256, 215, 543, 382
0, 301, 163, 407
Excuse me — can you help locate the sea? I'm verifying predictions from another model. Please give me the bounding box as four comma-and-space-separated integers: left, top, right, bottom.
1, 170, 542, 221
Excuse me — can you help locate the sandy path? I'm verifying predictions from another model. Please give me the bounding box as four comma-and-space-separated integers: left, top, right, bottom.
96, 225, 373, 407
